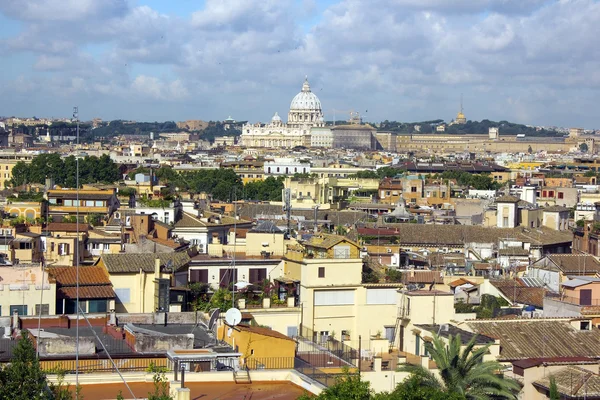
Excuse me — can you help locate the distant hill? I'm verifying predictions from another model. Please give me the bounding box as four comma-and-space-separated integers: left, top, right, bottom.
377, 119, 561, 136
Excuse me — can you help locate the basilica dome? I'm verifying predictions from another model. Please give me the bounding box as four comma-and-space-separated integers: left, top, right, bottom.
287, 77, 324, 128
290, 78, 322, 111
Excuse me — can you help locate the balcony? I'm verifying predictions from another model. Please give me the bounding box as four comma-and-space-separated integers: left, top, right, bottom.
546, 293, 600, 306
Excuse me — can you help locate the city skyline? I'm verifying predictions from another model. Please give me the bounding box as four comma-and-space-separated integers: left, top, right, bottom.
1, 0, 599, 128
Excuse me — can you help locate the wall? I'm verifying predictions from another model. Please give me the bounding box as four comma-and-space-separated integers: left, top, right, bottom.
300, 258, 363, 288
108, 271, 162, 314
0, 266, 57, 317
126, 325, 194, 353
245, 232, 286, 256
217, 324, 296, 361
37, 335, 96, 356
240, 307, 301, 336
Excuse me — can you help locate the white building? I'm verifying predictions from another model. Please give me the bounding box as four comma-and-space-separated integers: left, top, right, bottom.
240, 78, 325, 149
310, 127, 333, 148
264, 158, 311, 176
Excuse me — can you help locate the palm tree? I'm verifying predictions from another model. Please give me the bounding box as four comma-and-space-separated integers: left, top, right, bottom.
399, 333, 520, 400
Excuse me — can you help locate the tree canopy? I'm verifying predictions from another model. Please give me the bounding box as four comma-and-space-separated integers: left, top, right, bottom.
9, 153, 120, 188
399, 334, 519, 400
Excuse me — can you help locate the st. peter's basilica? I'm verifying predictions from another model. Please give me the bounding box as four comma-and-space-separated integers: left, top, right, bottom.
240, 77, 325, 148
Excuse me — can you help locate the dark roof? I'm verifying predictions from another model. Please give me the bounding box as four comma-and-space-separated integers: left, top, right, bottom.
533, 366, 600, 397
414, 324, 496, 345
356, 225, 572, 247
533, 254, 600, 275
513, 357, 597, 370
395, 161, 506, 174
99, 252, 191, 273
543, 205, 570, 212
496, 195, 520, 203
249, 220, 283, 234
468, 320, 600, 361
48, 192, 114, 200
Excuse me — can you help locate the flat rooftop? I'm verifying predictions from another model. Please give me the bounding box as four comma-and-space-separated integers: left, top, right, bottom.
70, 381, 308, 400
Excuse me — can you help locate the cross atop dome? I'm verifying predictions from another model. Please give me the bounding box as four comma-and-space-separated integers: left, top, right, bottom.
302, 76, 311, 92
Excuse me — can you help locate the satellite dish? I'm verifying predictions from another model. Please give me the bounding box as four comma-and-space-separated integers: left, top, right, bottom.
207, 308, 220, 331
224, 308, 242, 327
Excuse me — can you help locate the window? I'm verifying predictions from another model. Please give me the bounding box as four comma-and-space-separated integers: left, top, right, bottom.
50, 242, 55, 252
95, 201, 104, 207
115, 288, 131, 304
58, 243, 70, 255
65, 299, 86, 314
164, 212, 170, 224
88, 299, 107, 313
411, 187, 417, 193
249, 268, 267, 284
86, 200, 94, 207
104, 243, 110, 250
366, 289, 397, 305
35, 304, 50, 316
318, 267, 325, 278
503, 217, 509, 226
558, 192, 564, 199
64, 200, 73, 206
385, 326, 395, 343
219, 269, 238, 288
314, 290, 355, 306
10, 305, 27, 316
90, 243, 100, 250
190, 269, 209, 283
287, 326, 298, 337
549, 191, 555, 197
542, 190, 547, 197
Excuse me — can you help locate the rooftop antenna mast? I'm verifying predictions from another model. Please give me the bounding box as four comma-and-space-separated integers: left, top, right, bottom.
73, 106, 81, 391
283, 188, 292, 235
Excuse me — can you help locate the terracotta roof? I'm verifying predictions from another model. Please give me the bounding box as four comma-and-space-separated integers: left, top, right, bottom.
174, 211, 251, 229
402, 270, 444, 284
58, 286, 116, 299
236, 324, 294, 341
490, 279, 546, 308
543, 205, 570, 212
45, 223, 90, 233
99, 252, 191, 273
472, 262, 501, 271
147, 237, 187, 250
449, 278, 475, 288
533, 366, 600, 397
304, 233, 359, 250
468, 320, 600, 361
47, 266, 111, 286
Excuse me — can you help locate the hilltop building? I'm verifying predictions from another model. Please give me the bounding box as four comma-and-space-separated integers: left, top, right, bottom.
240, 78, 325, 148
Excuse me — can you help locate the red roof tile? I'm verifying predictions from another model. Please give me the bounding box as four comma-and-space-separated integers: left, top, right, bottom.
47, 266, 111, 286
58, 286, 116, 299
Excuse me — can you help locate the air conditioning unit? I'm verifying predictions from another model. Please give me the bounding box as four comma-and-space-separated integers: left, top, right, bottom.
114, 212, 121, 219
386, 248, 392, 253
125, 216, 131, 227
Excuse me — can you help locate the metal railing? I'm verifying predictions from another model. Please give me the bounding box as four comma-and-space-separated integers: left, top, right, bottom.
295, 326, 358, 366
545, 294, 600, 306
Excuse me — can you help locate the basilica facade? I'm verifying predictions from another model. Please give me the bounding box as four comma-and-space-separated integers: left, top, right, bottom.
240, 78, 325, 148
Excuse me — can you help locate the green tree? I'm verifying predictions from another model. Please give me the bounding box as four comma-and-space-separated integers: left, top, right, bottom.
548, 376, 559, 400
147, 363, 173, 400
0, 331, 50, 400
399, 334, 519, 400
298, 370, 371, 400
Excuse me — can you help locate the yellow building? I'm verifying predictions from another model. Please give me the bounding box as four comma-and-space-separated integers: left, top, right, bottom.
506, 161, 545, 171
221, 160, 265, 184
96, 252, 190, 313
44, 222, 89, 266
217, 323, 296, 368
47, 188, 120, 221
0, 151, 34, 188
5, 200, 44, 220
0, 264, 57, 317
284, 176, 380, 206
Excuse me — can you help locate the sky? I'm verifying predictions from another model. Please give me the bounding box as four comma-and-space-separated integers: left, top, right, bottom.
0, 0, 599, 128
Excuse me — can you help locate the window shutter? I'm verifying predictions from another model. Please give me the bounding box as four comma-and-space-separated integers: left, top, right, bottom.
199, 270, 208, 283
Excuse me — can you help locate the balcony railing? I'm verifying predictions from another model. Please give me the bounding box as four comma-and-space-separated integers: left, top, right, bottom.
546, 293, 600, 306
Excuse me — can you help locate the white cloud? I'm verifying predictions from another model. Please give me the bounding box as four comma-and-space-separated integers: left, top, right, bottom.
0, 0, 599, 127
